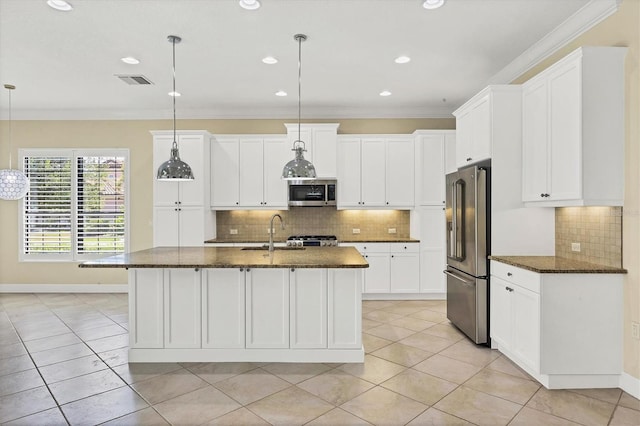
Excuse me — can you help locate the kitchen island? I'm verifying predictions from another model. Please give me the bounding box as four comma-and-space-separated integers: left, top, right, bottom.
81, 246, 368, 363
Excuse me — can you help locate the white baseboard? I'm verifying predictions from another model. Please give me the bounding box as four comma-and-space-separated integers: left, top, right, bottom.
0, 284, 128, 293
363, 293, 446, 300
620, 372, 640, 399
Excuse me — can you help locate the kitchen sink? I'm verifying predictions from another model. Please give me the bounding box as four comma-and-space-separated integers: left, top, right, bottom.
241, 246, 306, 251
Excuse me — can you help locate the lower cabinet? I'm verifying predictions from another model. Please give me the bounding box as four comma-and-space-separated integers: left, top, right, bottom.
490, 260, 623, 389
129, 267, 362, 352
350, 243, 419, 294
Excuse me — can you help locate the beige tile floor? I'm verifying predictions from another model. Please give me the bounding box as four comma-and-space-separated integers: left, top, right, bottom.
0, 293, 638, 426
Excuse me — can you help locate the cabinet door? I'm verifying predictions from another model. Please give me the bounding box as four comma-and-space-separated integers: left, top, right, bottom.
129, 269, 164, 348
211, 137, 240, 207
455, 112, 472, 168
177, 135, 205, 206
239, 138, 264, 206
153, 207, 179, 247
164, 269, 201, 348
312, 127, 338, 178
489, 277, 512, 350
363, 252, 390, 293
386, 137, 415, 207
328, 269, 362, 349
153, 136, 180, 206
390, 253, 419, 293
202, 269, 245, 348
263, 137, 288, 208
548, 60, 582, 201
444, 133, 457, 175
290, 269, 327, 349
418, 134, 445, 206
361, 138, 386, 207
246, 269, 289, 348
419, 207, 446, 293
470, 95, 492, 163
512, 284, 540, 372
522, 79, 549, 202
178, 207, 205, 246
337, 138, 362, 208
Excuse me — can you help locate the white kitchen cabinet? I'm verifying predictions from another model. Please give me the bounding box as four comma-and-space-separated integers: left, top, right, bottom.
245, 268, 290, 348
337, 136, 414, 209
202, 269, 245, 348
414, 130, 455, 206
290, 269, 327, 349
490, 260, 623, 389
453, 91, 491, 168
328, 269, 362, 349
389, 243, 420, 293
164, 269, 201, 349
211, 136, 288, 209
285, 123, 339, 178
522, 47, 626, 206
361, 249, 390, 293
129, 269, 164, 349
152, 131, 215, 247
417, 206, 446, 295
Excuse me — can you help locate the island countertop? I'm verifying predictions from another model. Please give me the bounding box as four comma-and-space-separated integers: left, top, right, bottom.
79, 246, 369, 269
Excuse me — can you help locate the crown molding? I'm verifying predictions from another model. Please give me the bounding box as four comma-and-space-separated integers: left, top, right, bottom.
488, 0, 621, 85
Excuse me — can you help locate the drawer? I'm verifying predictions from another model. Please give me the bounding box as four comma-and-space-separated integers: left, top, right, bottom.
390, 242, 419, 253
357, 243, 390, 253
491, 261, 540, 294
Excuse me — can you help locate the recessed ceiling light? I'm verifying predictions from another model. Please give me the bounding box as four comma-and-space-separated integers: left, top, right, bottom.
262, 56, 278, 65
422, 0, 445, 10
395, 56, 411, 64
121, 57, 140, 65
380, 90, 392, 97
239, 0, 260, 10
47, 0, 73, 11
275, 90, 287, 97
168, 91, 181, 97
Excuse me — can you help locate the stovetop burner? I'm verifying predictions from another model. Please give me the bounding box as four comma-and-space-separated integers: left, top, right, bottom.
286, 235, 339, 247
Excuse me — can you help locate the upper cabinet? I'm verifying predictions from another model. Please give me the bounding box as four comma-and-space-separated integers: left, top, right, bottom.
336, 135, 414, 209
453, 90, 492, 168
522, 47, 626, 206
414, 130, 456, 206
210, 136, 289, 209
284, 123, 339, 178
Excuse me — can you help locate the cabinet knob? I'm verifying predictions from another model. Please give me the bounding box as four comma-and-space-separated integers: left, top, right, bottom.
540, 193, 545, 198
240, 268, 244, 272
246, 268, 251, 272
236, 202, 239, 205
466, 157, 472, 162
507, 272, 512, 277
404, 246, 407, 250
545, 193, 550, 197
365, 255, 368, 258
391, 255, 394, 258
386, 202, 389, 205
505, 286, 513, 292
291, 268, 295, 272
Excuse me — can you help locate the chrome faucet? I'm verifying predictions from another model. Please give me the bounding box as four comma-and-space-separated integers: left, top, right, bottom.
269, 213, 285, 252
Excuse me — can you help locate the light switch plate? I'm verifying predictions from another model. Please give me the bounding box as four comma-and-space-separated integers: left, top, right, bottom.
352, 228, 360, 234
388, 228, 397, 234
230, 229, 238, 235
571, 242, 581, 252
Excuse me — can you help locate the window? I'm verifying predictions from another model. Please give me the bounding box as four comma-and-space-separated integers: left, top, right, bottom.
19, 149, 129, 261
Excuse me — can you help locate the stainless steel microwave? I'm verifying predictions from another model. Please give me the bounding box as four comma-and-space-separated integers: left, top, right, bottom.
288, 179, 337, 207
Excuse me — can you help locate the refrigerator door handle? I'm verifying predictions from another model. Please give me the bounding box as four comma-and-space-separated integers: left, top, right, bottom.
443, 270, 475, 286
450, 179, 465, 261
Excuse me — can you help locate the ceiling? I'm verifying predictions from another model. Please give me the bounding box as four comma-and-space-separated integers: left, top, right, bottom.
0, 0, 617, 120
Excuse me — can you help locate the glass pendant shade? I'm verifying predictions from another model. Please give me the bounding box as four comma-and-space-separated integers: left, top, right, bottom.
157, 142, 194, 180
0, 169, 30, 200
282, 141, 316, 179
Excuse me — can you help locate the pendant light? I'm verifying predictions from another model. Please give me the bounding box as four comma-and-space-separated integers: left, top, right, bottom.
282, 34, 317, 180
157, 35, 194, 181
0, 84, 30, 200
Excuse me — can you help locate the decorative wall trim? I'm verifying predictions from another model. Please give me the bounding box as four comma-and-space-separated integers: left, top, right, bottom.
0, 284, 127, 293
488, 0, 621, 85
620, 372, 640, 399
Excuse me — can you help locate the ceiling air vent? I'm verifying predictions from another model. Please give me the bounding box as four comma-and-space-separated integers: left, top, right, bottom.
115, 74, 154, 85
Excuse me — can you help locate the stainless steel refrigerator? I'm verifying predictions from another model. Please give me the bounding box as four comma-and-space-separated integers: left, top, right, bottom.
444, 163, 490, 344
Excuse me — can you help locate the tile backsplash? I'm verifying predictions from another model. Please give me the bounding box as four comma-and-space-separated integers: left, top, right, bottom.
555, 206, 622, 268
216, 208, 410, 241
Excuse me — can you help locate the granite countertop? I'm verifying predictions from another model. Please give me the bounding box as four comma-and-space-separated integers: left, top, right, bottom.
340, 238, 420, 243
489, 256, 627, 274
205, 238, 420, 244
79, 246, 369, 269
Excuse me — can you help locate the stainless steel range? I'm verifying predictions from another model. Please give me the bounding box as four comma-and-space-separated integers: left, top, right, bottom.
286, 235, 339, 247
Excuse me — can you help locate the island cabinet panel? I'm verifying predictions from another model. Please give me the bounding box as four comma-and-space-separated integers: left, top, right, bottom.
328, 269, 362, 349
290, 269, 328, 349
246, 269, 290, 348
129, 269, 164, 349
164, 269, 202, 349
202, 269, 245, 348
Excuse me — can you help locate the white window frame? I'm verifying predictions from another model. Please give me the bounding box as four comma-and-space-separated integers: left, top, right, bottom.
19, 148, 130, 262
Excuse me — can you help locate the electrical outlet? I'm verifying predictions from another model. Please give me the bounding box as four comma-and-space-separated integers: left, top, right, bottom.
352, 228, 360, 234
632, 322, 640, 340
229, 229, 238, 235
571, 242, 581, 252
266, 228, 273, 234
388, 228, 397, 234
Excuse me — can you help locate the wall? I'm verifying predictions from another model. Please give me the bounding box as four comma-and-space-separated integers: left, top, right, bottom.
512, 0, 640, 383
215, 209, 410, 242
0, 118, 453, 285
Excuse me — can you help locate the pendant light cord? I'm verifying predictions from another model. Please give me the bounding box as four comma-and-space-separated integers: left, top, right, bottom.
5, 85, 14, 169
172, 38, 177, 151
297, 35, 301, 143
